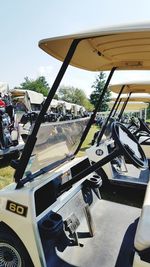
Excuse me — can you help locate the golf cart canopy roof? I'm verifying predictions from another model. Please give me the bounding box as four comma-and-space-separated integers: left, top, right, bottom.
108, 101, 148, 111
110, 81, 150, 94
111, 92, 150, 102
39, 23, 150, 71
11, 89, 44, 105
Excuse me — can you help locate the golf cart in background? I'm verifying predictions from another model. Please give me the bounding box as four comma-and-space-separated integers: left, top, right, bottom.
87, 82, 150, 188
107, 99, 148, 139
10, 89, 45, 142
1, 23, 150, 267
11, 89, 88, 143
108, 100, 148, 123
0, 86, 24, 159
110, 83, 150, 157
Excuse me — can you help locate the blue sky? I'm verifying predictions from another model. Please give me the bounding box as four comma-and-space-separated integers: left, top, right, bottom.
1, 0, 150, 96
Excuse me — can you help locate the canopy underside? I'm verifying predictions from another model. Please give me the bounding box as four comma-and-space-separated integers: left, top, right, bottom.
110, 83, 150, 93
39, 28, 150, 71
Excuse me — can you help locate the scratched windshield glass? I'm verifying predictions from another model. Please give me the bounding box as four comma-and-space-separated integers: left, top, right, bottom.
24, 118, 89, 175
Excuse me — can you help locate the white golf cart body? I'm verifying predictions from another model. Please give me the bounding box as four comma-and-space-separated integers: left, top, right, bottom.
1, 23, 150, 267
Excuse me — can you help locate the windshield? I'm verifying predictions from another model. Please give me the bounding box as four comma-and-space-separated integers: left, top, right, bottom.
23, 117, 89, 177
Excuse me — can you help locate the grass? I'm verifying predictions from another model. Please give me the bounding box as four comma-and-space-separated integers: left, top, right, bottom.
0, 156, 15, 189
77, 125, 99, 157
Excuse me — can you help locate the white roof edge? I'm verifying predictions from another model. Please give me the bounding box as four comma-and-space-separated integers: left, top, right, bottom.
39, 21, 150, 45
109, 80, 150, 87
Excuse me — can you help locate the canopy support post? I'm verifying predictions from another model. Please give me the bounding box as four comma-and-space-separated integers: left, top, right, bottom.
96, 85, 125, 145
74, 67, 116, 155
118, 92, 132, 121
112, 98, 122, 117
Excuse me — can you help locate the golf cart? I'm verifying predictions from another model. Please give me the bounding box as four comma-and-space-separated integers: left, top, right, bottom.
87, 84, 150, 188
1, 23, 150, 267
108, 100, 148, 122
0, 87, 24, 159
110, 84, 150, 156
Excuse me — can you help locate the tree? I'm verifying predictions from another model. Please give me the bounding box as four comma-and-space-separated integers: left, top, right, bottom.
83, 98, 94, 112
19, 76, 50, 96
58, 85, 94, 111
90, 72, 110, 111
58, 86, 85, 105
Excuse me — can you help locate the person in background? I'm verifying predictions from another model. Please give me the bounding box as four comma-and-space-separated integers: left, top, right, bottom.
0, 93, 6, 109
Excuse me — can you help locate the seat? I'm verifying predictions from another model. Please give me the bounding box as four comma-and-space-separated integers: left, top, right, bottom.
134, 179, 150, 263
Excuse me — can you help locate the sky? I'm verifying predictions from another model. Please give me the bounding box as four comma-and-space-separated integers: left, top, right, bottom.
1, 0, 150, 96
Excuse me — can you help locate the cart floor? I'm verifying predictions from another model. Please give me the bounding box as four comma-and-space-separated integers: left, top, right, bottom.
56, 199, 141, 267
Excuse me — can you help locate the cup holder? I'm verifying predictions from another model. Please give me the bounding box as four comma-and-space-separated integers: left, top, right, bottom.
88, 174, 102, 188
90, 177, 98, 182
39, 212, 63, 239
93, 175, 100, 178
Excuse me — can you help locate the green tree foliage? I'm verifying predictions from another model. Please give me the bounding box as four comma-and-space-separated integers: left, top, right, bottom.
19, 76, 50, 96
90, 72, 110, 111
146, 103, 150, 119
58, 86, 85, 104
58, 86, 93, 111
83, 98, 94, 112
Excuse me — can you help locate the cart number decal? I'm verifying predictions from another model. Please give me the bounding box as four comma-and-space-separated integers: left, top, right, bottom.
6, 200, 28, 217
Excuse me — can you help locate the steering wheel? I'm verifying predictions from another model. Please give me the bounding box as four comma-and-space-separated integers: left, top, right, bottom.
112, 122, 148, 170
